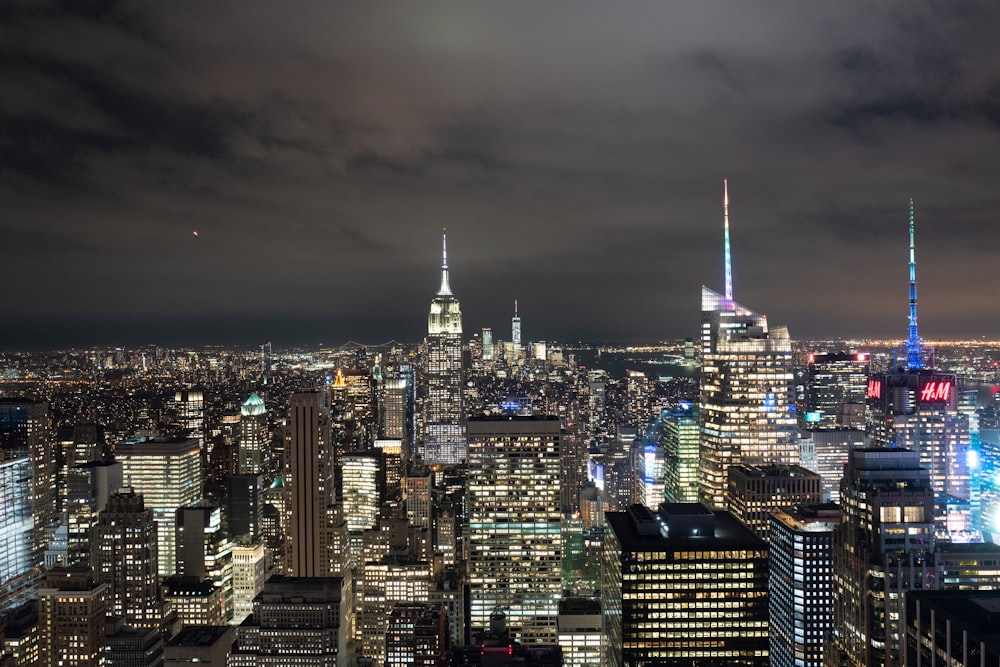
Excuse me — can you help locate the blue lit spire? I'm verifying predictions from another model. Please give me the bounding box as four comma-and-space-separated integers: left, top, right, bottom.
723, 179, 733, 305
906, 198, 924, 370
438, 228, 452, 296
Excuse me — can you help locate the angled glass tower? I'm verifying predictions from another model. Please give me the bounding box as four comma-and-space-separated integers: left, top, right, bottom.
423, 230, 466, 464
698, 181, 798, 509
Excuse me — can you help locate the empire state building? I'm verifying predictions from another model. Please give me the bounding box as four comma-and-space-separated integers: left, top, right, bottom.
423, 230, 466, 464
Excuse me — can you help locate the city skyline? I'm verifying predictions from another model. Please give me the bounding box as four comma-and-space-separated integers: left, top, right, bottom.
4, 3, 1000, 349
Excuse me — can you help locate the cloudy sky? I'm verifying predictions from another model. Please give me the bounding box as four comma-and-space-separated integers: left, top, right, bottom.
3, 1, 999, 348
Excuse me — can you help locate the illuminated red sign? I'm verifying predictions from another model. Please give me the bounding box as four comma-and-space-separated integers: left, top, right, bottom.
866, 379, 882, 399
920, 381, 952, 403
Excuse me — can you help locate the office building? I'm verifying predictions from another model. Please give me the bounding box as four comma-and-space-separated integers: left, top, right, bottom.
0, 399, 55, 588
557, 597, 601, 667
37, 568, 107, 667
698, 182, 798, 509
342, 453, 380, 533
726, 464, 822, 541
116, 436, 202, 577
0, 453, 36, 616
238, 393, 268, 476
602, 503, 769, 666
468, 416, 562, 643
162, 576, 226, 627
903, 590, 1000, 667
829, 448, 934, 667
65, 459, 123, 567
175, 505, 233, 620
284, 389, 338, 578
231, 541, 267, 626
423, 230, 466, 465
807, 429, 865, 502
805, 352, 869, 429
661, 404, 700, 503
105, 618, 164, 667
405, 465, 432, 530
225, 473, 264, 542
164, 626, 234, 667
769, 504, 840, 667
865, 200, 971, 529
93, 490, 173, 631
229, 575, 347, 666
360, 555, 432, 665
385, 603, 448, 667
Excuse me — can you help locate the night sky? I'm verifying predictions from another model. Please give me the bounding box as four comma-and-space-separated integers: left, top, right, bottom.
3, 2, 1000, 349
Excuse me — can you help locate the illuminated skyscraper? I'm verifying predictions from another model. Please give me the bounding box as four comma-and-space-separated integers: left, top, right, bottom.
698, 181, 798, 509
284, 389, 338, 578
865, 201, 971, 527
38, 568, 108, 667
0, 453, 35, 616
512, 300, 521, 346
602, 503, 769, 666
341, 453, 380, 533
0, 399, 55, 585
423, 230, 466, 465
481, 327, 494, 362
726, 464, 822, 541
468, 416, 562, 643
829, 448, 934, 667
660, 404, 699, 503
93, 490, 173, 631
116, 436, 202, 577
805, 352, 869, 429
769, 504, 839, 667
239, 393, 268, 476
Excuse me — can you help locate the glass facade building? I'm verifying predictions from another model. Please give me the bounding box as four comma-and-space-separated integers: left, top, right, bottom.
602, 503, 769, 666
468, 416, 562, 643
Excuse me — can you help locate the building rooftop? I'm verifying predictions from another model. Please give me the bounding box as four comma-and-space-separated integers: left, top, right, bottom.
606, 505, 767, 553
168, 625, 232, 648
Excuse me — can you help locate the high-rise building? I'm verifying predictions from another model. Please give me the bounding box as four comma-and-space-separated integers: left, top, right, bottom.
829, 448, 934, 667
37, 568, 107, 667
557, 597, 601, 667
481, 327, 494, 362
0, 453, 36, 616
65, 459, 123, 567
164, 625, 234, 667
423, 230, 466, 465
341, 453, 380, 533
698, 182, 798, 509
660, 404, 699, 503
805, 352, 869, 429
231, 542, 267, 626
175, 505, 233, 620
602, 503, 770, 666
284, 389, 338, 578
225, 473, 264, 542
116, 436, 202, 577
162, 576, 227, 627
360, 555, 432, 665
807, 429, 866, 502
467, 416, 562, 643
0, 399, 55, 588
769, 504, 840, 667
93, 490, 173, 630
512, 299, 521, 346
903, 590, 1000, 666
238, 393, 268, 476
865, 201, 971, 531
229, 575, 348, 667
385, 603, 448, 667
726, 464, 822, 541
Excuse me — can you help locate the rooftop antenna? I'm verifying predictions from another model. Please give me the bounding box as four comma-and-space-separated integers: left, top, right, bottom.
438, 228, 452, 296
723, 179, 734, 305
905, 199, 924, 370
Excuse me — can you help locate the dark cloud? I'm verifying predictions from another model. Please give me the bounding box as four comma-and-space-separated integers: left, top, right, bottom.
2, 0, 1000, 349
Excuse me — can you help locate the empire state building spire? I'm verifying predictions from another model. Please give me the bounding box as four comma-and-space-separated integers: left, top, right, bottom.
438, 228, 452, 296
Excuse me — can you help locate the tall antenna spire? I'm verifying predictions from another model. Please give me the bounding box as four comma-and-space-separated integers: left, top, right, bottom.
438, 228, 452, 296
905, 198, 923, 370
723, 179, 734, 304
